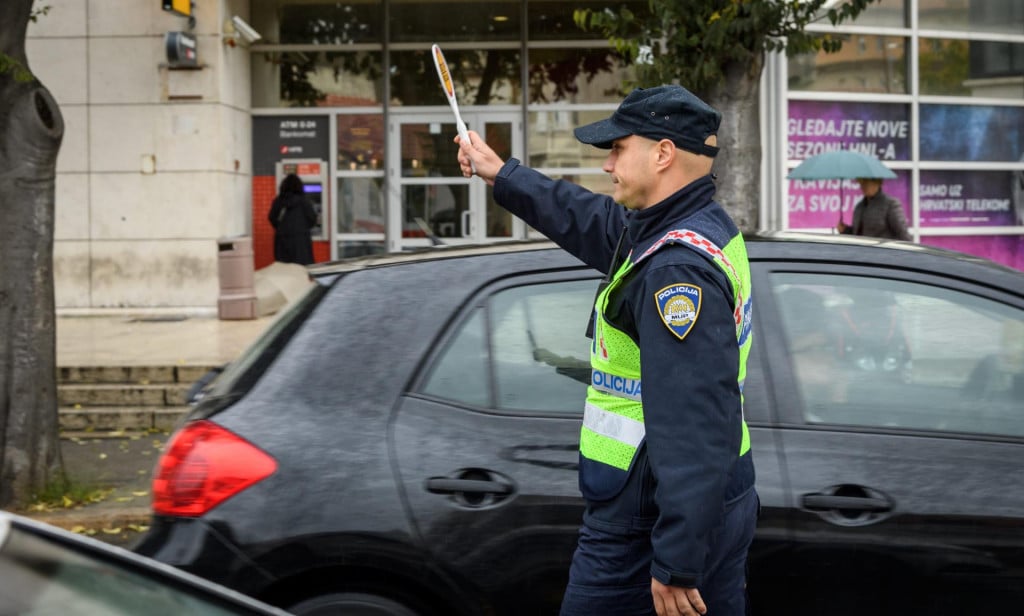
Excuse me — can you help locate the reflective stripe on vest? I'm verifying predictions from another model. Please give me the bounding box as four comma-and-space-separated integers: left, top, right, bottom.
580, 228, 752, 473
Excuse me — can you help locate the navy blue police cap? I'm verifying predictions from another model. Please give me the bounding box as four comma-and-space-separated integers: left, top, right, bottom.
573, 85, 721, 157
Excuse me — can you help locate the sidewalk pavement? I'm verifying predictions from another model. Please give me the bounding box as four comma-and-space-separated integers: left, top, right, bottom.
11, 312, 276, 548
56, 312, 274, 367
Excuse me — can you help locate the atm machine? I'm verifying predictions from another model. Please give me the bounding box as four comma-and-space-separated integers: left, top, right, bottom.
275, 159, 329, 241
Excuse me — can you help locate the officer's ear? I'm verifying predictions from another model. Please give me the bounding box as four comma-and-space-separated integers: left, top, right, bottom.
654, 139, 676, 170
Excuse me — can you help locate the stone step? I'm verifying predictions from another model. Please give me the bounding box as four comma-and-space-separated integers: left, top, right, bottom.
58, 365, 220, 386
59, 406, 191, 434
58, 382, 194, 408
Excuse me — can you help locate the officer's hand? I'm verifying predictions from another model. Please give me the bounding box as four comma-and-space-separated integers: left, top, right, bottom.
456, 130, 504, 186
652, 579, 706, 616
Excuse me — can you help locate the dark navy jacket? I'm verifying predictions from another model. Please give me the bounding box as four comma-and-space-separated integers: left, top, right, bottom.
493, 159, 756, 588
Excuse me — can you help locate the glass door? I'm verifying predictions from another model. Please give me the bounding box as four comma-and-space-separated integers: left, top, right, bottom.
388, 111, 522, 251
476, 114, 524, 243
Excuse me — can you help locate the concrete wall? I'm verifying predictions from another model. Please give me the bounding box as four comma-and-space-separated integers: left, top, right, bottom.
27, 0, 253, 311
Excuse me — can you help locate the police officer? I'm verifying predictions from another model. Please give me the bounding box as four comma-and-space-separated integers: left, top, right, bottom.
456, 85, 757, 616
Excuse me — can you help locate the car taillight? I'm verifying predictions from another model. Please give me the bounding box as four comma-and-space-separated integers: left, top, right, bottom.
152, 420, 277, 517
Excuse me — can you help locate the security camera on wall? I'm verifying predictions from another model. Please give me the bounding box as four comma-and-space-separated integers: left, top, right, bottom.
231, 16, 262, 44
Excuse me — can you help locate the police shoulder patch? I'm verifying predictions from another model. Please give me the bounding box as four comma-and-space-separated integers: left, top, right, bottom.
654, 284, 701, 340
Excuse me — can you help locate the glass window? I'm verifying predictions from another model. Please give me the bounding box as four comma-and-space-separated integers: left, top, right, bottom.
422, 308, 490, 407
335, 240, 386, 258
919, 0, 1024, 36
919, 37, 971, 96
390, 0, 521, 42
489, 281, 596, 412
921, 235, 1024, 272
389, 49, 521, 106
251, 50, 383, 108
422, 279, 598, 413
787, 171, 911, 230
787, 100, 911, 161
337, 114, 384, 170
772, 273, 1024, 438
789, 35, 907, 94
402, 184, 468, 239
399, 122, 463, 178
0, 525, 245, 614
528, 109, 621, 168
921, 38, 1024, 99
528, 1, 653, 40
527, 48, 632, 104
337, 177, 384, 234
251, 0, 383, 44
810, 0, 906, 27
919, 170, 1022, 228
483, 122, 514, 238
919, 105, 1024, 162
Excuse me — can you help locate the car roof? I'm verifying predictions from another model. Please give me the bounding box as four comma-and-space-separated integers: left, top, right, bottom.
307, 231, 1021, 283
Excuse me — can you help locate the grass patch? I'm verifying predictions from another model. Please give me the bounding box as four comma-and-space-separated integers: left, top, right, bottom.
24, 474, 114, 512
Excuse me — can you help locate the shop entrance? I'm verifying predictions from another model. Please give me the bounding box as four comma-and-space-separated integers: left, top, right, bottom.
387, 111, 523, 251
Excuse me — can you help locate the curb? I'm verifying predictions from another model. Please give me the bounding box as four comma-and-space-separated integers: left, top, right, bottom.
20, 506, 153, 532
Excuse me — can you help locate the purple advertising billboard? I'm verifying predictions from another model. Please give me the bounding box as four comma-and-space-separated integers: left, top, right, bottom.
921, 236, 1024, 272
919, 170, 1023, 228
788, 100, 910, 161
787, 100, 911, 229
789, 173, 911, 230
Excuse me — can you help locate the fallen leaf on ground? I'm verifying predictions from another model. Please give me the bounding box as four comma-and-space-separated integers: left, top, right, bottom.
100, 527, 122, 534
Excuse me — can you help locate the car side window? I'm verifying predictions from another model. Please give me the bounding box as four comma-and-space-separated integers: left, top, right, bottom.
488, 280, 596, 413
421, 308, 490, 407
421, 278, 597, 413
772, 273, 1024, 437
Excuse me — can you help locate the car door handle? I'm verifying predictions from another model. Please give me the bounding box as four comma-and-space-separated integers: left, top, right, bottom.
801, 494, 892, 512
426, 478, 513, 496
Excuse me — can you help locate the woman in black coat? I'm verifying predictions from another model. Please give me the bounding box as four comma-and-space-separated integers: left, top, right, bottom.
268, 173, 318, 265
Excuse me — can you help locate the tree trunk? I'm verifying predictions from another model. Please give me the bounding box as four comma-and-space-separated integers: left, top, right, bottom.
0, 0, 65, 507
707, 53, 765, 234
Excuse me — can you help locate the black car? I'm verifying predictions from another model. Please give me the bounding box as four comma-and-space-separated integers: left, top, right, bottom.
136, 234, 1024, 616
0, 510, 291, 615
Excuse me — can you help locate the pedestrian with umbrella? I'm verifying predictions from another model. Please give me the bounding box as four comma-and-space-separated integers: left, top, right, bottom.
788, 150, 910, 240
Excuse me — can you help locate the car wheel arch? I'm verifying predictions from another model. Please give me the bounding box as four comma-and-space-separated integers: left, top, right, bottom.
255, 561, 475, 616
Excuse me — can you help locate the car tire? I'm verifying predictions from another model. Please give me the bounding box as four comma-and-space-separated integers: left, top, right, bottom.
288, 592, 421, 616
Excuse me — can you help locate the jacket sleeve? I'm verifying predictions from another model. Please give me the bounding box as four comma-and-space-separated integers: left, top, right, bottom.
302, 198, 318, 228
850, 200, 864, 235
492, 158, 626, 274
268, 197, 282, 228
885, 196, 912, 240
635, 254, 742, 589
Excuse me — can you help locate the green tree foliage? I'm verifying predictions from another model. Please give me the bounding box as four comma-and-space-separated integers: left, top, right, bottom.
574, 0, 878, 97
919, 39, 969, 96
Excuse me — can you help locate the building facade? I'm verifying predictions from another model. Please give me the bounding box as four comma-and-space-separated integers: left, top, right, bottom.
27, 0, 1023, 312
